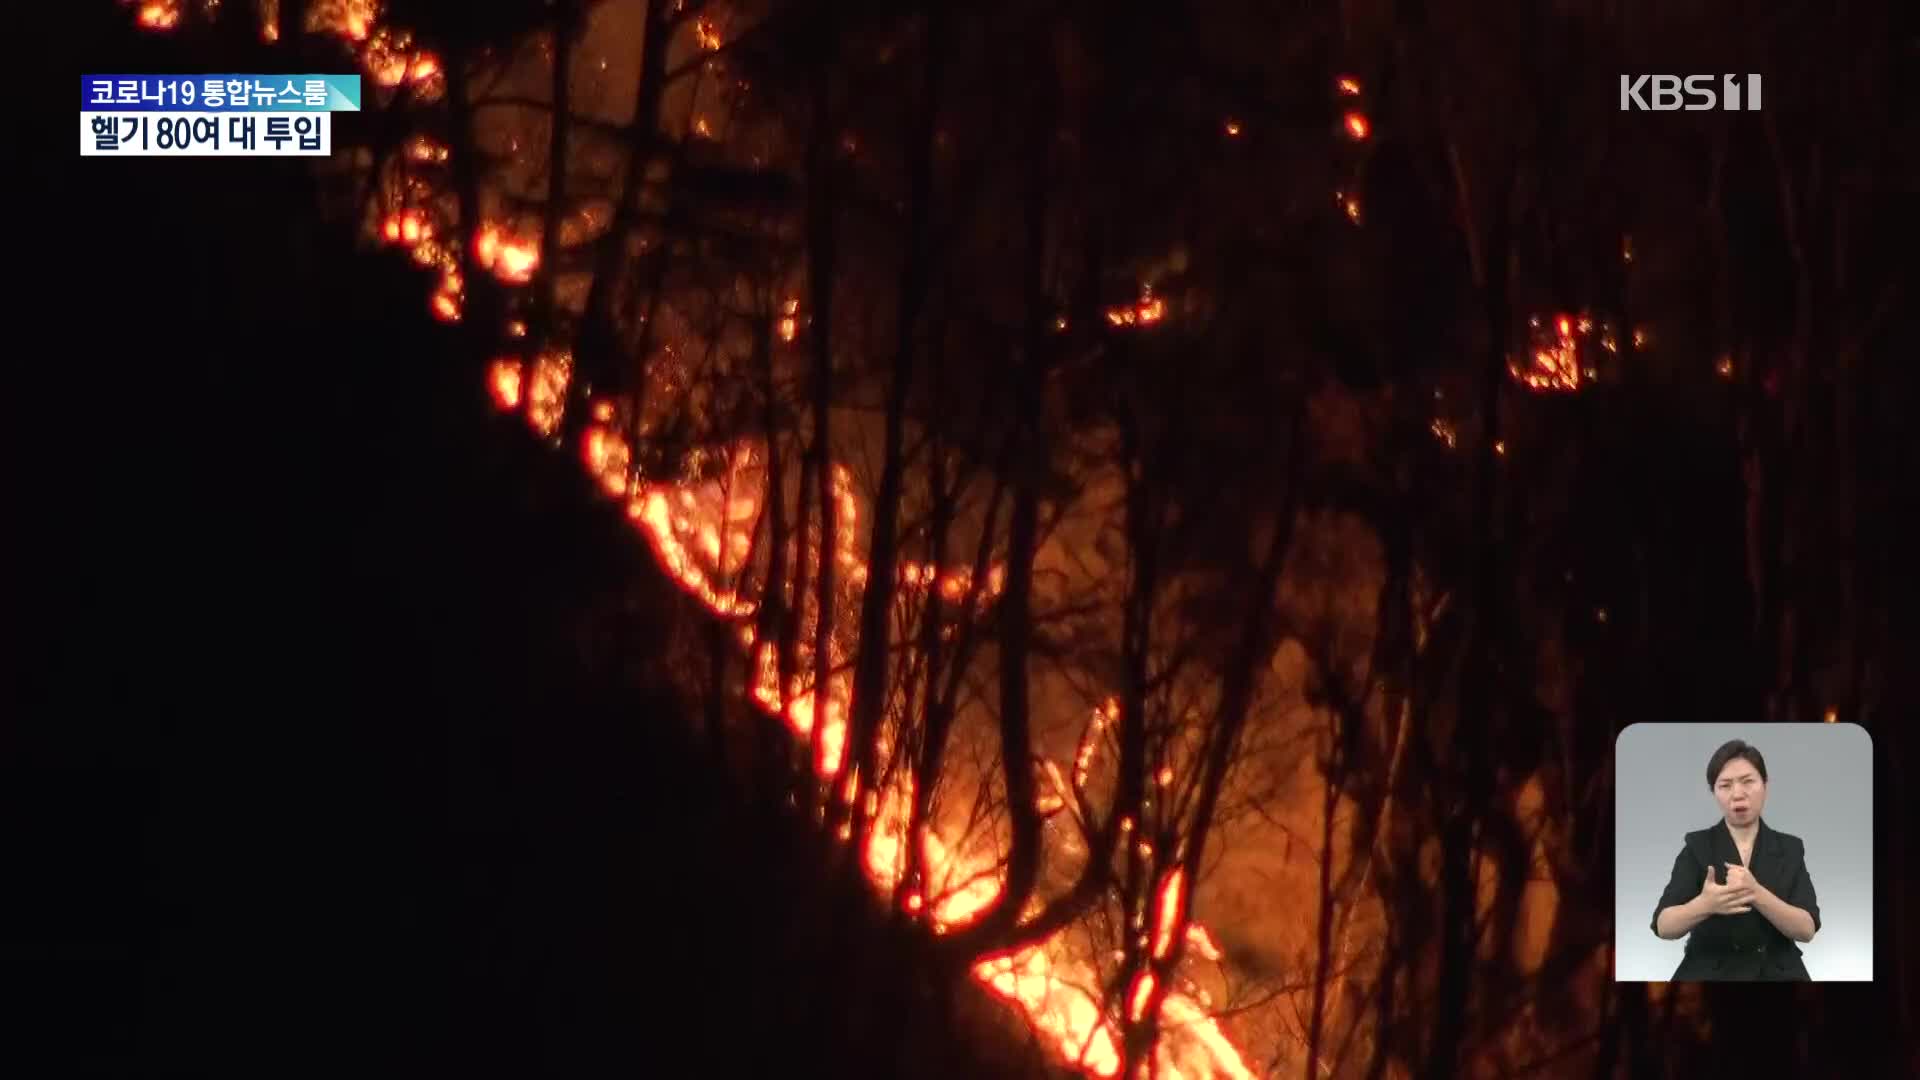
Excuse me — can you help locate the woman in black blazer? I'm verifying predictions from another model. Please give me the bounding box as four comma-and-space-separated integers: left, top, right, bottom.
1649, 739, 1821, 981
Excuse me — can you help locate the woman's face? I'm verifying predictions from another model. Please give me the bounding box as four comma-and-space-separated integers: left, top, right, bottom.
1713, 757, 1767, 826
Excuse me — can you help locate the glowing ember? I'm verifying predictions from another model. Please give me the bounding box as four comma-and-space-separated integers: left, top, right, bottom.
527, 352, 571, 436
584, 425, 631, 495
1129, 971, 1157, 1022
1510, 312, 1595, 392
1151, 867, 1186, 960
1336, 75, 1362, 96
1106, 289, 1165, 329
1343, 111, 1370, 140
475, 225, 500, 267
136, 1, 179, 29
1223, 119, 1242, 137
488, 358, 524, 411
471, 224, 541, 283
498, 241, 538, 282
431, 290, 460, 321
1186, 925, 1222, 962
471, 224, 539, 284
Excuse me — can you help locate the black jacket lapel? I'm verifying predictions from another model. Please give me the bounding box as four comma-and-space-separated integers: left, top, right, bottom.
1709, 819, 1738, 879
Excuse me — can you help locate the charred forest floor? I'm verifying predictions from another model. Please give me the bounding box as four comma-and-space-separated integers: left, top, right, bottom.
16, 16, 1068, 1078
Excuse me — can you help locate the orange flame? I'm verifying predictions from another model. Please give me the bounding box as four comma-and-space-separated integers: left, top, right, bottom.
488, 358, 524, 411
136, 2, 179, 29
1128, 971, 1157, 1023
474, 224, 540, 284
1151, 868, 1186, 961
1106, 289, 1166, 329
527, 352, 571, 436
1342, 111, 1370, 141
584, 425, 631, 495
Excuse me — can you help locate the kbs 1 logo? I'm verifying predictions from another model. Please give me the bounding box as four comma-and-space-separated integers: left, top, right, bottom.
1619, 74, 1763, 112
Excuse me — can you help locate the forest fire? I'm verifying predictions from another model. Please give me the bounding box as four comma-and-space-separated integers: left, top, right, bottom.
131, 6, 1259, 1077
551, 419, 1252, 1077
108, 3, 1909, 1077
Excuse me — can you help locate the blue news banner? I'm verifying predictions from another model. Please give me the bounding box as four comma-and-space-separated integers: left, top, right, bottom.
81, 74, 360, 157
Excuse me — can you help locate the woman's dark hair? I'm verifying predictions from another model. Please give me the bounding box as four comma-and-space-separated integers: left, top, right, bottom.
1706, 739, 1768, 788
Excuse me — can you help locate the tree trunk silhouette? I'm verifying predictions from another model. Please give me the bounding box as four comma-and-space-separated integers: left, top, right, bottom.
575, 0, 670, 438
1425, 159, 1512, 1080
802, 16, 841, 799
844, 8, 944, 857
442, 43, 503, 375
532, 2, 580, 429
